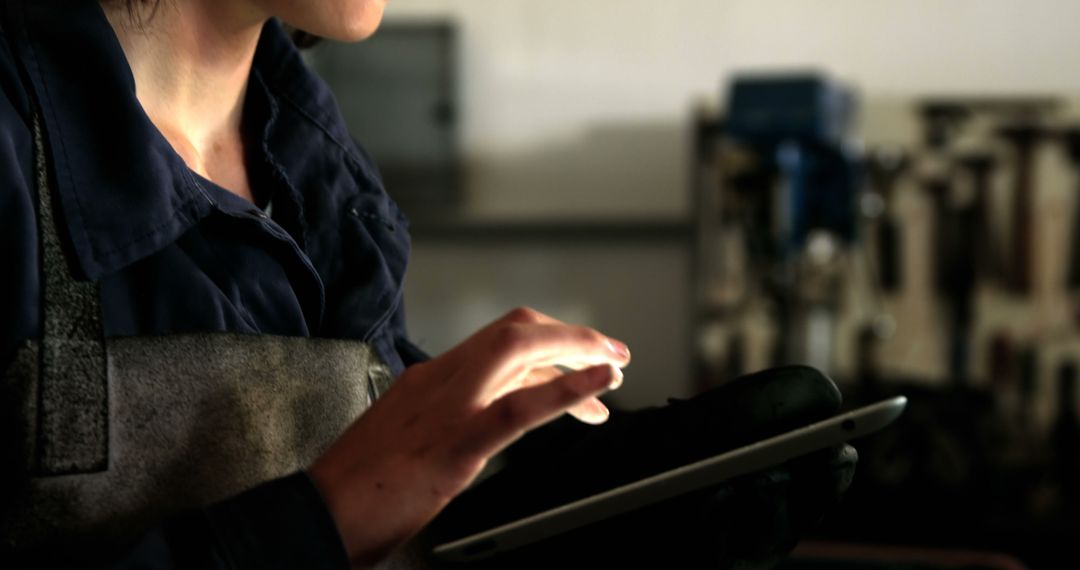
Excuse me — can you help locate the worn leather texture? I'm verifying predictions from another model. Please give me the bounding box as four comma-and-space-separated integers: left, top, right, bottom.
0, 332, 391, 562
32, 107, 108, 476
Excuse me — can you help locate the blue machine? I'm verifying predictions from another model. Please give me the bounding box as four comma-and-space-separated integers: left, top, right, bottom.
719, 73, 864, 372
725, 74, 862, 250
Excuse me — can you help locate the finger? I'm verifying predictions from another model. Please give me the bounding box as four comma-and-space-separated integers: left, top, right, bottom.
466, 324, 630, 399
498, 306, 566, 326
451, 365, 622, 462
485, 365, 558, 404
519, 367, 621, 425
567, 396, 610, 425
435, 307, 567, 372
490, 363, 579, 401
497, 359, 610, 390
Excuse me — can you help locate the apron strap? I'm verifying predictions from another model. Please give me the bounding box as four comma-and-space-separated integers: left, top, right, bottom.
32, 112, 109, 475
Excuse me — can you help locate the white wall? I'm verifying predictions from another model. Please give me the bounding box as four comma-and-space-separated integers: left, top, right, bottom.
404, 242, 692, 409
379, 0, 1080, 219
386, 0, 1080, 407
385, 0, 1080, 147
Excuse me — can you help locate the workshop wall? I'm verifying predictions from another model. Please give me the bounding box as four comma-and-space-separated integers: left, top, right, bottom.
376, 0, 1080, 408
383, 0, 1080, 220
346, 3, 1080, 562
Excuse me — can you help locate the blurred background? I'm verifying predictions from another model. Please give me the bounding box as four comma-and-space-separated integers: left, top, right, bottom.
306, 1, 1080, 567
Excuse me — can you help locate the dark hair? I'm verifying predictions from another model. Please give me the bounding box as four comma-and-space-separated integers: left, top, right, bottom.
109, 0, 160, 25
111, 0, 321, 48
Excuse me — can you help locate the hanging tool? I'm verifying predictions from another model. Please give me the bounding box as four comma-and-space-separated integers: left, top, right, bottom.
865, 147, 909, 292
996, 124, 1047, 294
924, 175, 977, 385
955, 152, 1005, 284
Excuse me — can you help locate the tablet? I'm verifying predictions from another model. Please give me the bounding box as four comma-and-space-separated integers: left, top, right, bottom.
433, 395, 907, 563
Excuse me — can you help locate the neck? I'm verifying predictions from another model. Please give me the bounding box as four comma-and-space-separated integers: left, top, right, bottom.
101, 1, 267, 195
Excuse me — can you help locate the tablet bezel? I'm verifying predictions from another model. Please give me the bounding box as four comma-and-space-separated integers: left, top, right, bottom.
433, 395, 907, 563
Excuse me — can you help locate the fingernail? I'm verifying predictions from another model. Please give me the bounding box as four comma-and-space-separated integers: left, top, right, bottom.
580, 365, 615, 392
608, 367, 624, 390
607, 338, 631, 360
595, 402, 611, 423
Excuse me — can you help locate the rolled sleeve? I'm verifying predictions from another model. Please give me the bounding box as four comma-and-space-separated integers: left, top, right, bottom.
114, 472, 349, 570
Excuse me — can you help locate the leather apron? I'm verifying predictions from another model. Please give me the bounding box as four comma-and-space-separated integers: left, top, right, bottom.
0, 114, 429, 567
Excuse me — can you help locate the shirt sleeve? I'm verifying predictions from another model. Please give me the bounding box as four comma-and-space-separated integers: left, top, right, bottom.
397, 335, 432, 369
110, 472, 349, 570
389, 300, 431, 369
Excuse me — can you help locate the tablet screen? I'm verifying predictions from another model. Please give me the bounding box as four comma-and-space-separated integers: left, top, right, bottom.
432, 396, 906, 562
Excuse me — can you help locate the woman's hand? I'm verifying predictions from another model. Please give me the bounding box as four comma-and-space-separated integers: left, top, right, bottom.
307, 307, 631, 566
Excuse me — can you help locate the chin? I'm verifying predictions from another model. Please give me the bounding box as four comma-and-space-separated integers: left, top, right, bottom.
279, 0, 388, 42
334, 13, 385, 42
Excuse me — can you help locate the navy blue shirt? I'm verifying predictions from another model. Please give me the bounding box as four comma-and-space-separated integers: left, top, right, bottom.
0, 1, 428, 567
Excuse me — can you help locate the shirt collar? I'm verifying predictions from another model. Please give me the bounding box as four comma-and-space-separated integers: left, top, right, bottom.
6, 0, 373, 280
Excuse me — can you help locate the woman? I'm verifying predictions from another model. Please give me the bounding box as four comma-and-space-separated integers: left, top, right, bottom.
1, 1, 855, 567
1, 0, 629, 567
